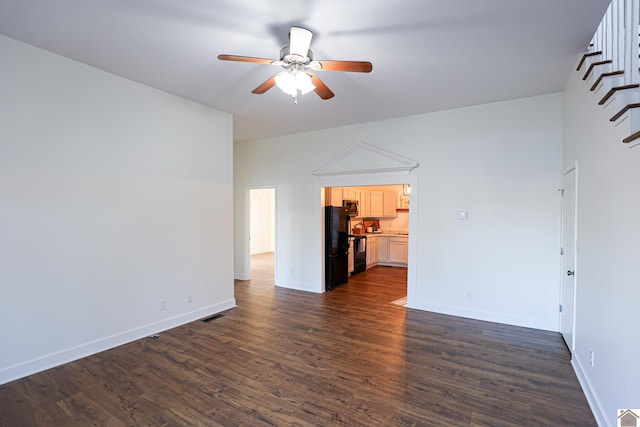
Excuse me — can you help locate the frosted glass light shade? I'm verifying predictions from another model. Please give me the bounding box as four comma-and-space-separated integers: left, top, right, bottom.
275, 71, 315, 96
275, 71, 297, 96
297, 73, 315, 95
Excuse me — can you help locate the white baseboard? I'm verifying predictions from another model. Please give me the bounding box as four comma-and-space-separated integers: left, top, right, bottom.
275, 280, 322, 293
572, 355, 609, 427
234, 272, 249, 280
409, 300, 558, 332
0, 299, 236, 386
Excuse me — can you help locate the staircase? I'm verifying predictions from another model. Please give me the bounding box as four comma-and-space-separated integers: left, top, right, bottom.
577, 0, 640, 145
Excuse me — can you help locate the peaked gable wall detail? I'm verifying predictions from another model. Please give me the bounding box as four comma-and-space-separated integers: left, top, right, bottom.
312, 143, 419, 176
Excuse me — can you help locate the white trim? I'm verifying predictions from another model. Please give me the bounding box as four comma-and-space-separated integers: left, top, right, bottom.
315, 171, 419, 304
560, 163, 579, 351
236, 185, 277, 281
312, 142, 419, 176
572, 356, 609, 427
276, 280, 321, 293
0, 299, 236, 385
412, 300, 559, 332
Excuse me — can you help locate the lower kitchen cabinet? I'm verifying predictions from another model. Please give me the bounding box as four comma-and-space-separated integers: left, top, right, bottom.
388, 237, 408, 264
365, 235, 408, 268
366, 236, 378, 268
376, 236, 408, 267
378, 236, 389, 262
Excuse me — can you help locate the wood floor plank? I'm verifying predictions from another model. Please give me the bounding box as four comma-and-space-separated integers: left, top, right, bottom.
0, 253, 596, 426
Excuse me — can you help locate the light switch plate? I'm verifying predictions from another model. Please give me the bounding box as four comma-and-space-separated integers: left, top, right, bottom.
457, 211, 468, 220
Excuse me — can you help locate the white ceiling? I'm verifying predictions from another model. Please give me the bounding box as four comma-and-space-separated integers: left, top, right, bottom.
0, 0, 610, 143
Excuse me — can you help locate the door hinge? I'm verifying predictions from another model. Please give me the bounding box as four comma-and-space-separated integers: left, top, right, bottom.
559, 304, 563, 313
560, 247, 564, 256
558, 188, 565, 196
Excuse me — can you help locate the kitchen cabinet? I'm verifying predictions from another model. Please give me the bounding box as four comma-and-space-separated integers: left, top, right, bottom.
360, 190, 398, 218
342, 187, 356, 201
378, 236, 389, 262
366, 236, 378, 268
360, 191, 369, 217
376, 235, 408, 266
330, 187, 343, 207
331, 187, 398, 218
368, 191, 383, 217
383, 191, 398, 217
388, 237, 408, 264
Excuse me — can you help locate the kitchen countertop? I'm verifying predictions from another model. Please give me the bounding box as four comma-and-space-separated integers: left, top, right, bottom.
352, 232, 409, 237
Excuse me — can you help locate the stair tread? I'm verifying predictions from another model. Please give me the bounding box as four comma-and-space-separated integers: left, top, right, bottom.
610, 103, 640, 122
590, 70, 624, 91
583, 60, 612, 81
577, 51, 602, 71
598, 84, 640, 106
622, 130, 640, 143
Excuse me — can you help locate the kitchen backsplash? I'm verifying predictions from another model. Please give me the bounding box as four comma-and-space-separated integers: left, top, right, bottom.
360, 211, 409, 233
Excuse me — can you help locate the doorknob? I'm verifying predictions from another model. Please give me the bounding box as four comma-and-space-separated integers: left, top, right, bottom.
567, 270, 575, 276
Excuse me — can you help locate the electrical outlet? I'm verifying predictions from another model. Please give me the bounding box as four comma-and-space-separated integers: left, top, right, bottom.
589, 349, 594, 367
187, 294, 193, 304
160, 300, 167, 311
466, 290, 473, 299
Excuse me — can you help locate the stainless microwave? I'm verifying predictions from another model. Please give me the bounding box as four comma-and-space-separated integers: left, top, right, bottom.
343, 199, 359, 217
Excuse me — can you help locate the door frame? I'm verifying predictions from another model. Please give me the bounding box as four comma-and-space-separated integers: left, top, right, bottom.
316, 172, 418, 306
560, 163, 578, 352
243, 186, 277, 281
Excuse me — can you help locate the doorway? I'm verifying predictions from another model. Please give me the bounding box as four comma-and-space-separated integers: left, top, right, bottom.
560, 167, 577, 352
248, 188, 276, 280
323, 184, 410, 301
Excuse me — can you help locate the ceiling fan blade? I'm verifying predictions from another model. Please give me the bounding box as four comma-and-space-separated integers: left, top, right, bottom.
289, 26, 313, 57
252, 74, 278, 94
309, 73, 335, 100
218, 54, 276, 65
315, 60, 373, 73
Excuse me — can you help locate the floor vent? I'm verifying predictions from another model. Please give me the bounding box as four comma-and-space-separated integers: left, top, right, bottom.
202, 314, 225, 323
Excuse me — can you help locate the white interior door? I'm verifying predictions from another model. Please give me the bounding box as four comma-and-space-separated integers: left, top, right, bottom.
561, 168, 577, 352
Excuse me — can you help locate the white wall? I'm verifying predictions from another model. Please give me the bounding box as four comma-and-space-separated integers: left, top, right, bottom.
0, 35, 235, 384
563, 65, 640, 426
235, 93, 562, 331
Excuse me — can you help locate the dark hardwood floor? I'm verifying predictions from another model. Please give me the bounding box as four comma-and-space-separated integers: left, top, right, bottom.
0, 252, 595, 426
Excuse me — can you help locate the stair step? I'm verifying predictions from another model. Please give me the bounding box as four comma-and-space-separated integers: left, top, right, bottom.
577, 51, 602, 71
610, 103, 640, 121
598, 84, 640, 106
590, 71, 624, 91
583, 60, 612, 81
622, 130, 640, 143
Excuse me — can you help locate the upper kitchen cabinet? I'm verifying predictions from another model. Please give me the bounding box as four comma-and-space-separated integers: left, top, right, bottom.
367, 190, 397, 218
368, 191, 383, 217
326, 186, 402, 218
360, 190, 398, 218
326, 187, 343, 207
383, 191, 397, 217
342, 187, 356, 201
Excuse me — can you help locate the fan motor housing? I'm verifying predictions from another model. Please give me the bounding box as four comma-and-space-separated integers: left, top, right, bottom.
280, 46, 313, 65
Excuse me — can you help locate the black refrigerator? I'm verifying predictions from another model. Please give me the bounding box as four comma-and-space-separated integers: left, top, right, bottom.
325, 206, 350, 290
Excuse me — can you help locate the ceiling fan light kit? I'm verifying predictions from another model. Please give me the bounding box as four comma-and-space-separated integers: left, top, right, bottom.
275, 70, 315, 97
218, 26, 372, 103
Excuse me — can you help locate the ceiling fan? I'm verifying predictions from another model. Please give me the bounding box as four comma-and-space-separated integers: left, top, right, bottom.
218, 26, 373, 102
